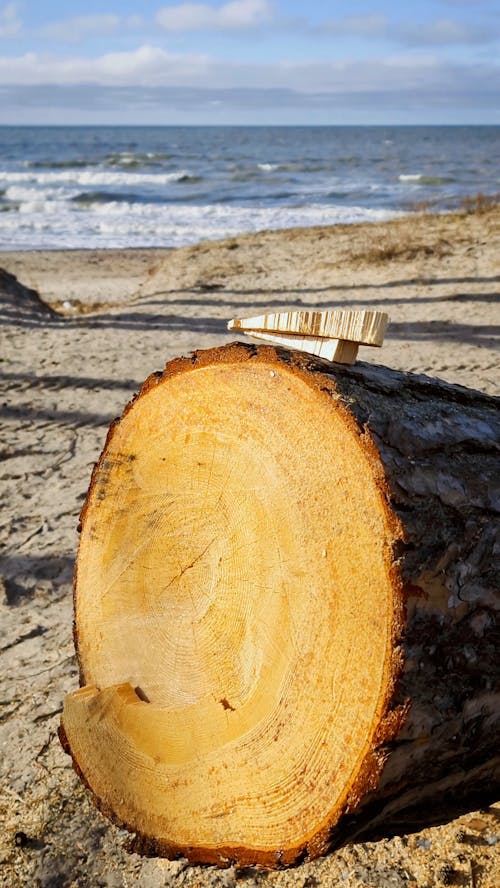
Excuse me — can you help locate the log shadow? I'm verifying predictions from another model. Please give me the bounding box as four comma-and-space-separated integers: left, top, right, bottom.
0, 371, 142, 392
0, 303, 228, 335
139, 290, 500, 310
2, 266, 499, 326
144, 273, 500, 295
0, 403, 115, 427
387, 320, 500, 348
3, 308, 498, 347
0, 555, 74, 605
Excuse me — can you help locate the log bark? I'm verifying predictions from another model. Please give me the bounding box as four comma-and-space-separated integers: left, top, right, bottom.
60, 342, 500, 868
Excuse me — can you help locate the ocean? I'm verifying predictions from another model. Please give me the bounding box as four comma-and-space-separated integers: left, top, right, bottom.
0, 125, 498, 251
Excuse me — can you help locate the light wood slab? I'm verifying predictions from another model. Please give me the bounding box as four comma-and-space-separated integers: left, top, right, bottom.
228, 309, 388, 364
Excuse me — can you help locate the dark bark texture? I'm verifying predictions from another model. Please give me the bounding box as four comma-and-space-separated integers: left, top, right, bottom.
297, 349, 500, 841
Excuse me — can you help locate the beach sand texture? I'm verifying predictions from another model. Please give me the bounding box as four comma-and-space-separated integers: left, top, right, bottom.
1, 207, 499, 886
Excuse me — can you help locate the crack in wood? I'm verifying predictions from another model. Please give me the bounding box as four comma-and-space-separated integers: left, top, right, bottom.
164, 538, 216, 590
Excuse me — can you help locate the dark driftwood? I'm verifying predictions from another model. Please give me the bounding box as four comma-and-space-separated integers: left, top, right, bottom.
61, 343, 499, 866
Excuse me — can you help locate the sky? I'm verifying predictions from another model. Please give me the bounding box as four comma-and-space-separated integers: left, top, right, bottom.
0, 0, 499, 125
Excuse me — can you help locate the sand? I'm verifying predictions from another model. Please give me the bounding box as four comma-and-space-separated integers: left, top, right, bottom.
0, 206, 499, 887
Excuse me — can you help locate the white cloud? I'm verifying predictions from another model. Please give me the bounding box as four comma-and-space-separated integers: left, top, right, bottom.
318, 13, 497, 47
0, 42, 497, 100
40, 14, 123, 42
0, 2, 21, 38
3, 68, 499, 127
0, 45, 211, 87
1, 43, 499, 124
156, 0, 273, 32
396, 18, 492, 46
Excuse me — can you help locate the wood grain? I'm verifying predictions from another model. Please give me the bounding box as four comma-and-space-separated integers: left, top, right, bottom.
228, 309, 388, 344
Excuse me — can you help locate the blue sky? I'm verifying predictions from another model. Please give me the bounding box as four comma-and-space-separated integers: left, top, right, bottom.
1, 1, 499, 124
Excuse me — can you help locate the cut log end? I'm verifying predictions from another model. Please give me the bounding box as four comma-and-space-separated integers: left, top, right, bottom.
62, 343, 406, 867
61, 342, 500, 867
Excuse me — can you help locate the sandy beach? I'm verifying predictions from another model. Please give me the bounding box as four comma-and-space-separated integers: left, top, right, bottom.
0, 205, 499, 886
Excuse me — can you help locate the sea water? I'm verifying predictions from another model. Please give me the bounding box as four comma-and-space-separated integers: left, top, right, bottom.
0, 125, 498, 250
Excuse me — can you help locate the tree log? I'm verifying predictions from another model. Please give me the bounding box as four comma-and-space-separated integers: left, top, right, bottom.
60, 342, 500, 868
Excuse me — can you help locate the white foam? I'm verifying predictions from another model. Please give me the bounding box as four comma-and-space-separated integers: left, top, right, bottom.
18, 199, 70, 216
0, 200, 401, 251
398, 174, 423, 182
111, 153, 139, 165
0, 169, 194, 188
5, 185, 75, 202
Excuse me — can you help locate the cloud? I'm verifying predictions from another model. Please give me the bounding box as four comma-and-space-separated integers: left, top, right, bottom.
2, 77, 499, 127
0, 2, 21, 38
39, 13, 146, 42
21, 6, 500, 51
319, 13, 497, 47
40, 14, 122, 42
0, 43, 498, 102
0, 45, 211, 86
396, 18, 493, 46
156, 0, 273, 32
